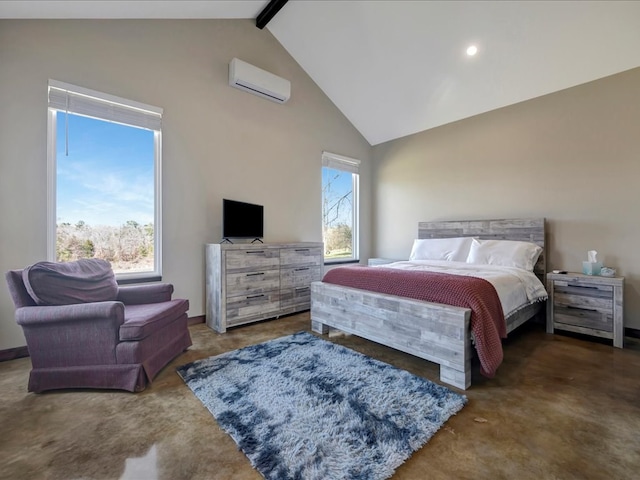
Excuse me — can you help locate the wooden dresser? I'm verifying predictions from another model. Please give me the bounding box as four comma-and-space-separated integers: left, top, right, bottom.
546, 272, 624, 348
205, 242, 323, 333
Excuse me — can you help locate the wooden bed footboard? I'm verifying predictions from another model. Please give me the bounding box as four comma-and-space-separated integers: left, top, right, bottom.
310, 281, 473, 390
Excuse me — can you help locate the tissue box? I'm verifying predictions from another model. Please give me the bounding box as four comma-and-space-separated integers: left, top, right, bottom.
582, 261, 602, 275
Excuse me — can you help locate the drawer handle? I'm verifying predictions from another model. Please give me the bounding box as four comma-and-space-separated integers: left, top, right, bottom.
247, 294, 265, 299
567, 305, 597, 312
568, 284, 598, 290
246, 251, 265, 254
295, 267, 310, 271
295, 249, 309, 252
295, 287, 310, 292
246, 272, 265, 277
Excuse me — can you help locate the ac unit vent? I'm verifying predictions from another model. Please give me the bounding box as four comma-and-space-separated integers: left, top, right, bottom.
228, 58, 291, 104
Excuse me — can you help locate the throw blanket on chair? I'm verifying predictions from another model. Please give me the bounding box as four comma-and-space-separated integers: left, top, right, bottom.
321, 265, 507, 377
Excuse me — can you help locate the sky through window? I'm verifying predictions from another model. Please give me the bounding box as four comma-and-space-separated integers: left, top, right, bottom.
56, 112, 154, 227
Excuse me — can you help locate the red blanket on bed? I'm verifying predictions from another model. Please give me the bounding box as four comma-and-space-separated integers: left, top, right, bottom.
321, 265, 507, 378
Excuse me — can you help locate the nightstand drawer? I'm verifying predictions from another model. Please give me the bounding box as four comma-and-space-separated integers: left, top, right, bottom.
553, 283, 612, 310
553, 280, 614, 331
553, 280, 613, 297
553, 305, 613, 332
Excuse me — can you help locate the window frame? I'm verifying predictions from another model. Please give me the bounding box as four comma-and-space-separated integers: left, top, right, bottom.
46, 80, 163, 283
321, 151, 360, 265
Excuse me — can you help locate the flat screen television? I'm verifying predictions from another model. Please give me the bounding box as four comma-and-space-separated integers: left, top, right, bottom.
222, 199, 264, 241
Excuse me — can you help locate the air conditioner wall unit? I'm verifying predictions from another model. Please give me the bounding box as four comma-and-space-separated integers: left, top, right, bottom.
228, 58, 291, 104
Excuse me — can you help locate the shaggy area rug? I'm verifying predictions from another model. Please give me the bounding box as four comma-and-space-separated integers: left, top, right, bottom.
176, 331, 467, 480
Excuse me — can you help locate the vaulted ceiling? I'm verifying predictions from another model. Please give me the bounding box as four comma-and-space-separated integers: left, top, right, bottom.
3, 1, 640, 145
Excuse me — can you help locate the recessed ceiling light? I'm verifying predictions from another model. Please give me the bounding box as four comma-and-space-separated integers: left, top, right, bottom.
466, 45, 478, 56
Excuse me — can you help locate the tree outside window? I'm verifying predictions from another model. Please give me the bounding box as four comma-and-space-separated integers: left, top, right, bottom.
321, 152, 360, 262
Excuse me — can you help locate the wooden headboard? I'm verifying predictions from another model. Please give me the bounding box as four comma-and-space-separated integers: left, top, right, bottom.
417, 218, 546, 277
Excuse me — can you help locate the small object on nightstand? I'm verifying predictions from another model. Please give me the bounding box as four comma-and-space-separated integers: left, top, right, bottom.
582, 250, 602, 275
546, 272, 624, 348
552, 270, 567, 274
600, 267, 616, 277
582, 261, 602, 275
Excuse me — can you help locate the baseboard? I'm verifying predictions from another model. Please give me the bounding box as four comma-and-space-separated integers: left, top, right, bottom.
0, 315, 206, 362
0, 345, 29, 362
625, 327, 640, 339
188, 315, 205, 326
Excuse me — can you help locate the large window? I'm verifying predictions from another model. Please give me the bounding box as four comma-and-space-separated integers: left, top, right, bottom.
47, 80, 163, 281
321, 151, 360, 263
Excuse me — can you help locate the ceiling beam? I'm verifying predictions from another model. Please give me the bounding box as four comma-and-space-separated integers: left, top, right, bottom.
256, 0, 288, 29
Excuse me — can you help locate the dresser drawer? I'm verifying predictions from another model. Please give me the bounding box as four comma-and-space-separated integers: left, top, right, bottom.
281, 286, 312, 310
226, 270, 281, 297
280, 266, 322, 288
226, 291, 281, 325
280, 247, 323, 268
226, 249, 280, 272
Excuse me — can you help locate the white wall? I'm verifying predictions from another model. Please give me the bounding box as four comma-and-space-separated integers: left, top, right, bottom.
372, 67, 640, 329
0, 19, 372, 349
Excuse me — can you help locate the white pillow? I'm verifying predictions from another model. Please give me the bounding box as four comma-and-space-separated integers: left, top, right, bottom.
409, 237, 474, 262
466, 238, 543, 271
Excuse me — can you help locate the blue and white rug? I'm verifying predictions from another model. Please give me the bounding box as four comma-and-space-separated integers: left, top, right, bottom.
176, 331, 467, 480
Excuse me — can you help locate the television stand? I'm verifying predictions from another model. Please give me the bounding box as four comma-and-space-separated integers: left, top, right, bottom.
205, 242, 324, 333
221, 238, 233, 244
251, 238, 263, 244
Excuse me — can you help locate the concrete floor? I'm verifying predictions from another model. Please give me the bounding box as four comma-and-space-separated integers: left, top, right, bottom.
1, 312, 639, 480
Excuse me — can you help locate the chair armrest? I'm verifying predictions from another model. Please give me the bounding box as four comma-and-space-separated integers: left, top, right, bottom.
15, 301, 125, 327
117, 283, 174, 305
15, 302, 125, 368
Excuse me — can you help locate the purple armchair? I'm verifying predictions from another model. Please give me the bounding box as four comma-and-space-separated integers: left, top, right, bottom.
5, 259, 192, 393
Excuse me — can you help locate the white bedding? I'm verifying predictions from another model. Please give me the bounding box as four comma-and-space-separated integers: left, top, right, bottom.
373, 260, 548, 317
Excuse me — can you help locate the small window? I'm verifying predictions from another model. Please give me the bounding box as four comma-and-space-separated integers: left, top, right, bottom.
321, 151, 360, 263
47, 80, 163, 281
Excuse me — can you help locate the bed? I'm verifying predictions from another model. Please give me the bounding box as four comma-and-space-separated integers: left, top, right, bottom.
310, 218, 547, 390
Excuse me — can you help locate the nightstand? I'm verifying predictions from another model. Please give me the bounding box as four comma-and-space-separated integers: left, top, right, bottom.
546, 272, 624, 348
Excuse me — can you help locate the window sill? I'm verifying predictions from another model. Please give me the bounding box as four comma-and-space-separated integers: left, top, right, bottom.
323, 259, 360, 266
117, 274, 162, 285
